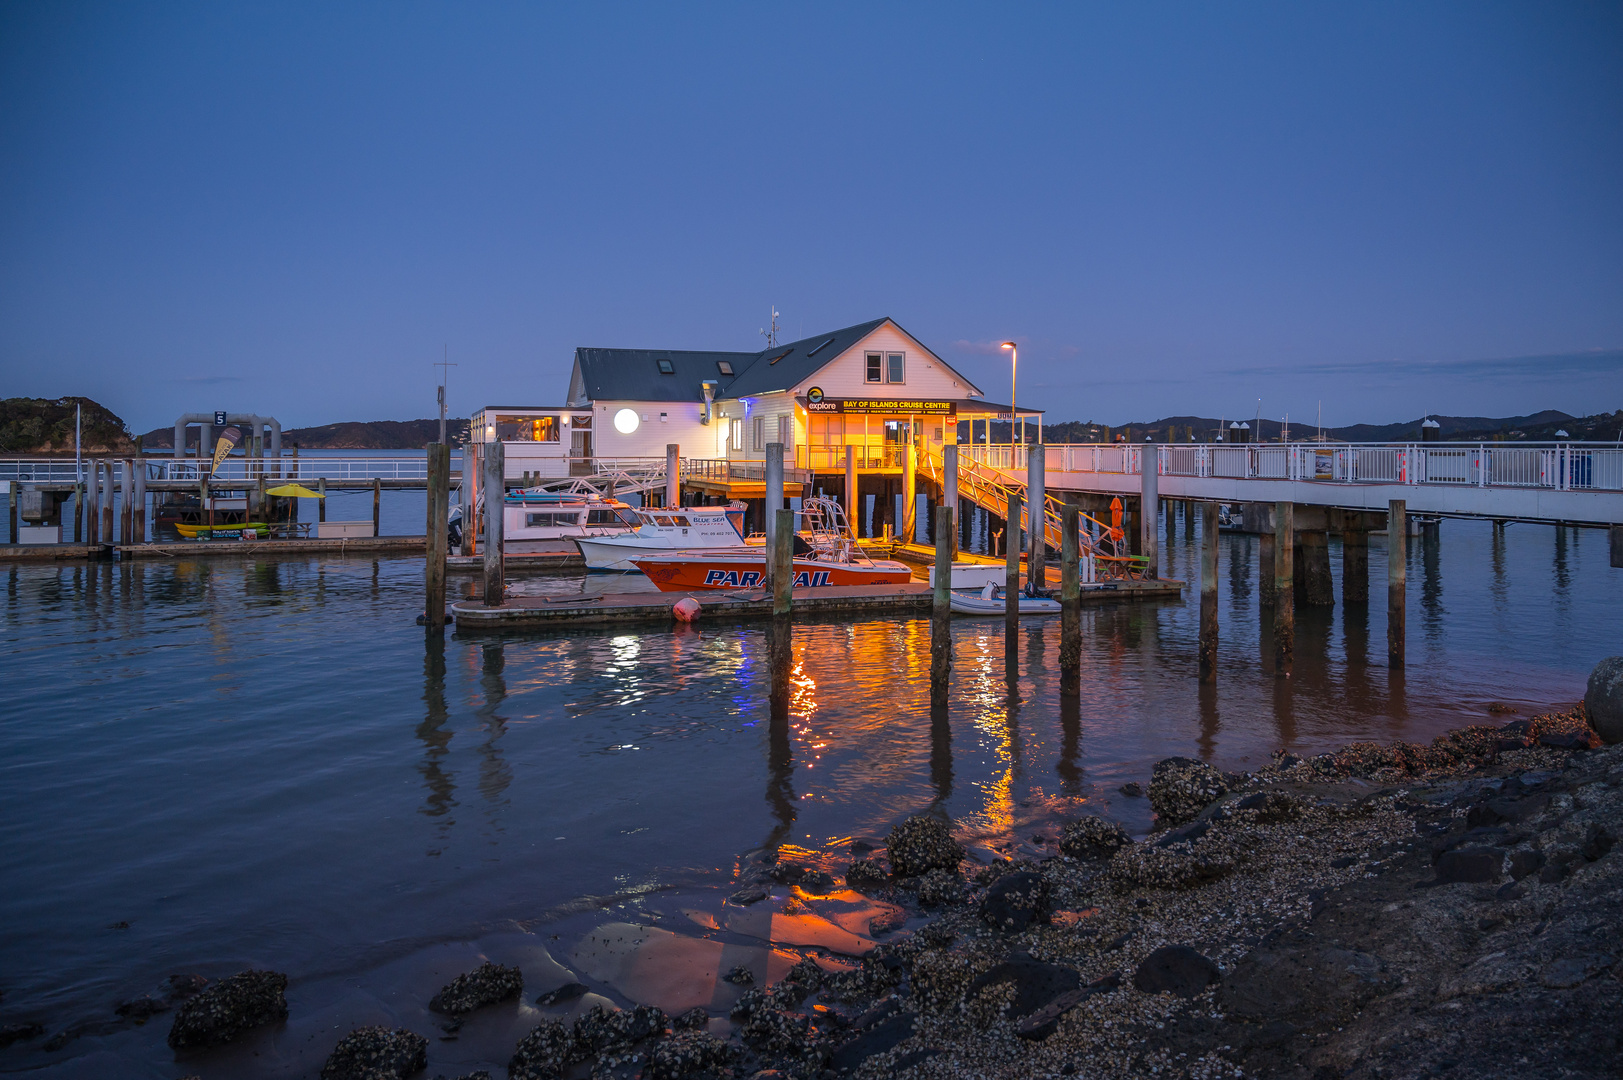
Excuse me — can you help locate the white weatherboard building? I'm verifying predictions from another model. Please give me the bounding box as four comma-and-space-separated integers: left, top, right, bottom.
471, 317, 1037, 498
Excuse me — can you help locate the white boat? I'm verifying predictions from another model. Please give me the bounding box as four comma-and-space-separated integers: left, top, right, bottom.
948, 581, 1062, 616
575, 502, 749, 571
448, 491, 643, 555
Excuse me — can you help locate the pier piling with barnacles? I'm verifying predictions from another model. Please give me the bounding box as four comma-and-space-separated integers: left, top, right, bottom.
1389, 498, 1407, 667
1027, 446, 1045, 588
1199, 500, 1219, 682
764, 443, 784, 591
931, 505, 952, 693
1342, 510, 1369, 604
1274, 500, 1295, 675
772, 508, 793, 616
1005, 489, 1021, 623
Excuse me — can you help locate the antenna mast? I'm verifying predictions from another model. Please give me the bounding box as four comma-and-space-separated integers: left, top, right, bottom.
435, 346, 459, 445
759, 306, 781, 348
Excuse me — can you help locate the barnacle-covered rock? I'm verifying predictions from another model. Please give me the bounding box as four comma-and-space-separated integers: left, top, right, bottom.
886, 815, 965, 877
915, 868, 966, 907
1059, 815, 1133, 860
166, 969, 288, 1049
643, 1028, 735, 1079
573, 1003, 668, 1053
980, 870, 1052, 931
508, 1018, 583, 1080
1149, 757, 1229, 826
429, 961, 522, 1015
319, 1025, 428, 1080
845, 857, 890, 893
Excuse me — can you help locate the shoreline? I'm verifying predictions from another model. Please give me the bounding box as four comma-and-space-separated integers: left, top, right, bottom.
1, 708, 1616, 1078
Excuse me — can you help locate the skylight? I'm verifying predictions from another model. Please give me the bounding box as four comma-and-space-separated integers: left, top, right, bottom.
768, 349, 792, 365
717, 361, 734, 375
656, 359, 675, 374
806, 337, 836, 357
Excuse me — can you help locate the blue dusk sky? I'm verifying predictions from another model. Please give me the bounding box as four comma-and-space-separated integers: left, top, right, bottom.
1, 2, 1620, 433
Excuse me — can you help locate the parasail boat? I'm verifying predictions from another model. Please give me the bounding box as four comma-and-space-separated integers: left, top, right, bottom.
631, 497, 912, 592
575, 501, 749, 571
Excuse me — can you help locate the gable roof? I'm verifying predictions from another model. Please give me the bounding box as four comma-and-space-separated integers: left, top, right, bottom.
570, 316, 983, 405
571, 347, 756, 404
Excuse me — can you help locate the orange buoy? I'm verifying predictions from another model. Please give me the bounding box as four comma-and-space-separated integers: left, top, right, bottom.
672, 596, 702, 623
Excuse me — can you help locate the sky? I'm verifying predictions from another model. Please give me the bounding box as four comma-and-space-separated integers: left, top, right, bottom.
1, 2, 1620, 434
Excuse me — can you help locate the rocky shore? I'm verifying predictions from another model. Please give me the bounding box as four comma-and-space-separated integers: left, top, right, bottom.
3, 706, 1618, 1079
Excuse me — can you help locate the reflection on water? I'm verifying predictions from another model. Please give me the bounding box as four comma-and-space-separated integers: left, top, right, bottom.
0, 519, 1619, 1063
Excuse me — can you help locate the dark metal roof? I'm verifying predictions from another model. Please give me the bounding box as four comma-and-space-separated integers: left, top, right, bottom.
571, 348, 756, 404
571, 316, 984, 404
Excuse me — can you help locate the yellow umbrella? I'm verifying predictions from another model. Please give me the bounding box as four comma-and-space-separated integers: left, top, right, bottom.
266, 483, 325, 498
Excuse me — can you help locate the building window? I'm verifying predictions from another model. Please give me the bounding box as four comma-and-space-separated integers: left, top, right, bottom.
866, 352, 882, 383
886, 352, 905, 383
730, 418, 743, 451
656, 359, 675, 374
496, 415, 560, 442
778, 415, 793, 446
752, 416, 765, 451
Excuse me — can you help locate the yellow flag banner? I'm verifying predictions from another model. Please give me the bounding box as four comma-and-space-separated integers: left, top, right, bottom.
211, 426, 242, 473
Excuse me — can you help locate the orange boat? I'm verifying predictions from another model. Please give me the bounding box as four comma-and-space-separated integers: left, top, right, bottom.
631, 496, 912, 592
633, 548, 912, 591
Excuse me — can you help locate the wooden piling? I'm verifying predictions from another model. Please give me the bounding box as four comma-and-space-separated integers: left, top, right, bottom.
482, 441, 505, 607
1342, 513, 1369, 604
372, 478, 381, 537
100, 460, 113, 543
1258, 530, 1276, 607
1612, 524, 1623, 569
73, 481, 83, 543
6, 486, 15, 544
765, 443, 784, 590
1005, 489, 1021, 623
1274, 501, 1294, 676
902, 440, 917, 542
425, 443, 449, 632
133, 465, 146, 543
1060, 504, 1080, 692
943, 445, 959, 560
665, 443, 680, 508
1140, 445, 1158, 578
772, 508, 793, 616
86, 463, 99, 544
1027, 444, 1046, 590
201, 476, 211, 537
1184, 498, 1195, 539
1300, 531, 1333, 606
120, 459, 134, 544
461, 443, 478, 557
1388, 499, 1406, 667
931, 505, 953, 693
1199, 501, 1219, 682
318, 477, 327, 521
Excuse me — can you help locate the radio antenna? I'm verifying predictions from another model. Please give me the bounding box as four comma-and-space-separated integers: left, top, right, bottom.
759, 306, 781, 348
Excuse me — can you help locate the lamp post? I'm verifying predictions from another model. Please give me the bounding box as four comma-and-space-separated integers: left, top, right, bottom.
1000, 341, 1018, 461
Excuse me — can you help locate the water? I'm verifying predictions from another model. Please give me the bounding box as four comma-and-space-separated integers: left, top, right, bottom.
0, 518, 1616, 1076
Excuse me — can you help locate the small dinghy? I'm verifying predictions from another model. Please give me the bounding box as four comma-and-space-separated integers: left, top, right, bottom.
948, 581, 1061, 616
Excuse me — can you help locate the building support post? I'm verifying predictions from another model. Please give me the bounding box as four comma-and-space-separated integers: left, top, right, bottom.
120, 459, 134, 545
1199, 501, 1219, 682
1301, 531, 1333, 606
1259, 528, 1276, 607
1027, 444, 1046, 592
943, 445, 959, 561
1274, 501, 1294, 676
902, 440, 916, 543
1140, 446, 1158, 579
764, 443, 784, 591
133, 464, 146, 544
1388, 499, 1406, 667
844, 445, 857, 530
665, 443, 680, 509
425, 443, 449, 632
482, 441, 505, 607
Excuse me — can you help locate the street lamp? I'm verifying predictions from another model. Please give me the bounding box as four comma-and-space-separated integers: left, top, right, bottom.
1000, 342, 1017, 459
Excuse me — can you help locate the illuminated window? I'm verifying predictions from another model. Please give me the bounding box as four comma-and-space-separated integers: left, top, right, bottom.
495, 415, 560, 442
730, 418, 743, 451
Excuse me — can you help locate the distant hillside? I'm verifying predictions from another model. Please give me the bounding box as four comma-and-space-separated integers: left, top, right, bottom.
966, 409, 1623, 443
140, 418, 471, 450
0, 397, 134, 453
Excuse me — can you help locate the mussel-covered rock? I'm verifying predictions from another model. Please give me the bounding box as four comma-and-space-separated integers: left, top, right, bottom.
319, 1025, 428, 1080
429, 960, 522, 1015
1059, 816, 1133, 860
1149, 757, 1229, 826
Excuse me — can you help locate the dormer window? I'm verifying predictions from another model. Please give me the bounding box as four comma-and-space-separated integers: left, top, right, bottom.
656, 359, 675, 374
717, 361, 733, 376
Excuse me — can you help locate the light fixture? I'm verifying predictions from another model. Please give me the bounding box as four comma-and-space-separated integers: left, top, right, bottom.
614, 408, 640, 434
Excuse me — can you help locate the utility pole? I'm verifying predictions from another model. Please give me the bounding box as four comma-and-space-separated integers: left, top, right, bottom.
435, 349, 458, 445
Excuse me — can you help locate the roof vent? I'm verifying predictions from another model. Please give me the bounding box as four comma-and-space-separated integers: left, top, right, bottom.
656, 359, 675, 374
717, 360, 734, 376
806, 337, 835, 357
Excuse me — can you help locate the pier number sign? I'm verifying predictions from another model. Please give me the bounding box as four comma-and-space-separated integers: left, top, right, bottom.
214, 411, 227, 426
804, 393, 955, 416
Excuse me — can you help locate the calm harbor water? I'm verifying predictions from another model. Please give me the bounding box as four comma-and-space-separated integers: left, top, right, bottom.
1, 518, 1617, 1076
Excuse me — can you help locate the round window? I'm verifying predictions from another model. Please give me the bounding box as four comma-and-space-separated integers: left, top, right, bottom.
613, 408, 640, 434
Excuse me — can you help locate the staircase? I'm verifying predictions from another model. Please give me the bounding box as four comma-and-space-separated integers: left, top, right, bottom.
922, 449, 1124, 561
